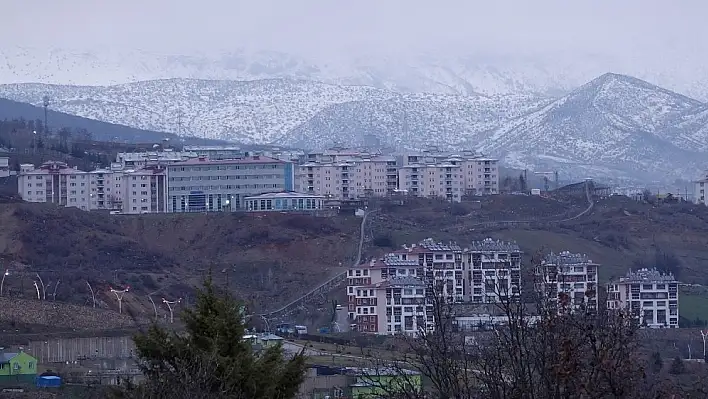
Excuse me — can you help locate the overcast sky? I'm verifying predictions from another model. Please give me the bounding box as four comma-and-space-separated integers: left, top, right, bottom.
3, 0, 705, 61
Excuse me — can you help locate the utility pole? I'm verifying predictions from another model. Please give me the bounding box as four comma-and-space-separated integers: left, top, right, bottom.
42, 96, 50, 135
110, 286, 130, 314
162, 297, 181, 323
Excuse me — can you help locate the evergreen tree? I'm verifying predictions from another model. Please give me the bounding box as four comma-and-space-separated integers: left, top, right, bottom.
669, 356, 686, 375
115, 279, 307, 399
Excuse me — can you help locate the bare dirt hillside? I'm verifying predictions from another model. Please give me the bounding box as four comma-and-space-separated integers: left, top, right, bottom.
0, 201, 362, 315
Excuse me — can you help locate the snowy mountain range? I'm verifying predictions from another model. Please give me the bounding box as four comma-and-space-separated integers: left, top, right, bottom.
1, 47, 708, 183
3, 46, 708, 101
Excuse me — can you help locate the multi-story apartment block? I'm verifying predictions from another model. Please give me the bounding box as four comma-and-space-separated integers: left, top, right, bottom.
397, 150, 499, 196
299, 155, 397, 200
607, 268, 679, 328
398, 162, 465, 202
166, 156, 294, 212
87, 166, 123, 211
347, 253, 431, 335
17, 161, 168, 213
18, 161, 92, 210
0, 156, 9, 178
467, 238, 522, 303
121, 165, 168, 214
537, 251, 599, 311
348, 238, 522, 336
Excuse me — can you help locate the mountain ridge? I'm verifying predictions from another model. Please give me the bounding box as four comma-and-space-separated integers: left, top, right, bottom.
1, 72, 708, 184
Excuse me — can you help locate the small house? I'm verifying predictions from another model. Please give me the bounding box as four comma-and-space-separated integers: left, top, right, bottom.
258, 333, 285, 347
0, 351, 38, 384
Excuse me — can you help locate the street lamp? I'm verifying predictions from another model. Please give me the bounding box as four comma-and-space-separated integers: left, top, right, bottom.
86, 281, 96, 308
36, 273, 46, 300
0, 270, 9, 296
700, 330, 708, 360
110, 286, 130, 314
162, 297, 181, 323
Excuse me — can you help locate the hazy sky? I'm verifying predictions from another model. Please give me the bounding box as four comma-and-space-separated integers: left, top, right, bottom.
3, 0, 706, 61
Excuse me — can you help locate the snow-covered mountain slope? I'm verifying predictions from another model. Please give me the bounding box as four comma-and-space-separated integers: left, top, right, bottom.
0, 79, 388, 143
2, 71, 708, 183
4, 46, 708, 101
0, 79, 548, 146
478, 73, 708, 182
283, 93, 546, 149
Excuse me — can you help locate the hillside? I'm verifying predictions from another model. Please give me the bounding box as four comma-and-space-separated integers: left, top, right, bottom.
371, 194, 708, 284
283, 93, 547, 149
0, 98, 227, 144
479, 73, 708, 182
0, 201, 362, 315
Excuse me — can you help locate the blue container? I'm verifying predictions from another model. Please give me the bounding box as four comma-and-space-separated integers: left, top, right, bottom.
36, 375, 61, 388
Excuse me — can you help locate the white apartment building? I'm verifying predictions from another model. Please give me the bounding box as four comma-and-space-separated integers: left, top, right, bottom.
0, 156, 9, 178
607, 268, 679, 328
298, 155, 397, 200
18, 161, 91, 209
121, 166, 168, 214
17, 161, 167, 214
347, 254, 432, 335
398, 150, 499, 196
398, 162, 465, 202
166, 155, 294, 212
347, 237, 524, 336
467, 238, 522, 303
537, 251, 599, 311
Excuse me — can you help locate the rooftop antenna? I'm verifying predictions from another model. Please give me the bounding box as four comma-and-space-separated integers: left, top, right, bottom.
110, 285, 130, 314
162, 297, 181, 323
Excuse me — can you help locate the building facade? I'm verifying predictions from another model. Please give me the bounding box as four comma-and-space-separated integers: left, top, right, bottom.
120, 166, 168, 214
298, 155, 397, 200
607, 268, 679, 328
297, 148, 500, 201
537, 251, 599, 312
17, 161, 167, 213
17, 161, 91, 209
467, 238, 522, 303
0, 156, 9, 178
243, 192, 326, 212
347, 237, 522, 336
166, 156, 294, 212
